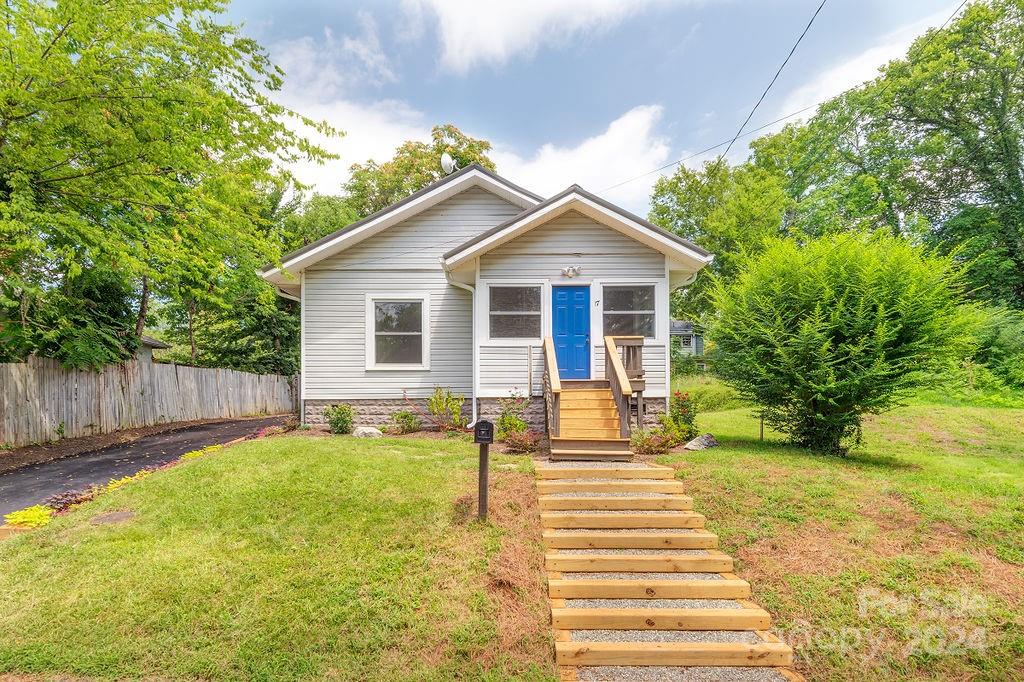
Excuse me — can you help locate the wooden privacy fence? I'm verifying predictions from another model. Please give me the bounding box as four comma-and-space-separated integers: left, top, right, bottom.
0, 354, 297, 448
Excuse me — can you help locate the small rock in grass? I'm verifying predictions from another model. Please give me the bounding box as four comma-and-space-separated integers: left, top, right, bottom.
683, 434, 719, 450
91, 510, 135, 525
352, 426, 383, 438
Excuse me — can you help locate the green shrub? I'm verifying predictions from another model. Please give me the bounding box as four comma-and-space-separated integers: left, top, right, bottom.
426, 387, 466, 431
4, 505, 53, 528
629, 429, 676, 456
386, 410, 421, 435
495, 389, 529, 439
503, 430, 541, 454
323, 404, 355, 435
711, 233, 969, 454
665, 390, 698, 441
673, 376, 747, 412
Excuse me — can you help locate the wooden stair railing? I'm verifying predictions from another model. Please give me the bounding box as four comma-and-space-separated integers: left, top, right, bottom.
542, 337, 561, 437
604, 336, 637, 438
615, 336, 646, 428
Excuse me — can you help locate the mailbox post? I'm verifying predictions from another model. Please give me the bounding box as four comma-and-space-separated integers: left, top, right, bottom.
473, 420, 494, 520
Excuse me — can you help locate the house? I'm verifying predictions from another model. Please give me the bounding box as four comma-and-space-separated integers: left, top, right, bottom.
262, 164, 713, 457
669, 320, 704, 356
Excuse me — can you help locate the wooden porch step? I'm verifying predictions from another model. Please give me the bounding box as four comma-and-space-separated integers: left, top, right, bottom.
536, 466, 674, 480
551, 606, 771, 631
537, 479, 686, 494
549, 576, 751, 599
560, 417, 621, 429
550, 437, 630, 451
559, 428, 623, 439
545, 551, 731, 572
555, 641, 793, 667
542, 529, 715, 549
560, 389, 613, 398
561, 380, 611, 390
539, 495, 693, 511
560, 399, 617, 410
549, 451, 631, 462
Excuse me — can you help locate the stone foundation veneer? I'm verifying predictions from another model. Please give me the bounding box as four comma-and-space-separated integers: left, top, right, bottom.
303, 398, 467, 428
304, 395, 667, 432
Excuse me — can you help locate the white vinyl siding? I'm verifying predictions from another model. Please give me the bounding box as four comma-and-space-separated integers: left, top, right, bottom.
476, 210, 669, 398
479, 344, 545, 396
302, 188, 522, 400
479, 210, 665, 279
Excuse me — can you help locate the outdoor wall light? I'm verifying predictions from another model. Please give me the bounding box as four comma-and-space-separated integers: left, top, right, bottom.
561, 265, 583, 278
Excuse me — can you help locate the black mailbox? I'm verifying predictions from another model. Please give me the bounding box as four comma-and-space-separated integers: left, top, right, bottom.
474, 420, 494, 444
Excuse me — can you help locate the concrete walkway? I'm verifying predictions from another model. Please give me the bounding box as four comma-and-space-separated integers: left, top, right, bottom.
0, 416, 286, 516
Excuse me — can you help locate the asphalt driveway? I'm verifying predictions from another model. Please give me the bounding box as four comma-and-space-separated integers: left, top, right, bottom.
0, 416, 286, 516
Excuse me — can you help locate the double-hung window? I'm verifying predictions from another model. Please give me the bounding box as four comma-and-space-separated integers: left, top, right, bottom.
603, 285, 656, 338
367, 295, 429, 369
489, 286, 541, 339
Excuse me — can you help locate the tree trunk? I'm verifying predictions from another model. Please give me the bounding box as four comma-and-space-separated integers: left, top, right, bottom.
188, 301, 197, 364
135, 275, 149, 339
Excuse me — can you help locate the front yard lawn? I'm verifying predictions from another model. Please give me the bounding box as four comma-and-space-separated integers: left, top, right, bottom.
0, 434, 554, 681
661, 401, 1024, 681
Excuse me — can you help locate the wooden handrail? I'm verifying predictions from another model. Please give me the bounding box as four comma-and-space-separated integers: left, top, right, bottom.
604, 336, 633, 398
543, 337, 561, 393
542, 337, 561, 438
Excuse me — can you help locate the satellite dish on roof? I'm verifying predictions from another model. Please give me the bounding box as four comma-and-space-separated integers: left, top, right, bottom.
440, 152, 458, 175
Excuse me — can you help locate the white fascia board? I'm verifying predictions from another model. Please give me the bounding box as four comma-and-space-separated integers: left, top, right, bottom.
262, 169, 539, 283
443, 192, 714, 272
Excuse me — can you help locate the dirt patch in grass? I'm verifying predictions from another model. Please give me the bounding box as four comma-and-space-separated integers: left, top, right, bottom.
737, 520, 862, 580
483, 471, 553, 671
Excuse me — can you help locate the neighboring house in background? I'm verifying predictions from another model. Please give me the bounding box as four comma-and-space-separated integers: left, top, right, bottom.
261, 164, 713, 439
669, 320, 704, 356
137, 335, 171, 362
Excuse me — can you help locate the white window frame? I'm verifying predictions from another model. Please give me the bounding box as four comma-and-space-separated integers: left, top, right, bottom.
479, 280, 548, 346
599, 282, 660, 341
486, 283, 544, 342
365, 293, 431, 370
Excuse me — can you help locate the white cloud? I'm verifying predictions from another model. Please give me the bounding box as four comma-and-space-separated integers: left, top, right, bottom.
405, 0, 669, 74
492, 105, 671, 212
273, 11, 395, 104
776, 2, 964, 121
281, 98, 427, 194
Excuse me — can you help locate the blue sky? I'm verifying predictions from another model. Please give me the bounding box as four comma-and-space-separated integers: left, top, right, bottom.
228, 0, 961, 213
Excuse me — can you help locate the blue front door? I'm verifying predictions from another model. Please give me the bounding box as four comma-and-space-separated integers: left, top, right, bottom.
552, 286, 590, 379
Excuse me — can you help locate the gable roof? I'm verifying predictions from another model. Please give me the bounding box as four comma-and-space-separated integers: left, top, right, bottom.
261, 164, 542, 285
442, 184, 713, 271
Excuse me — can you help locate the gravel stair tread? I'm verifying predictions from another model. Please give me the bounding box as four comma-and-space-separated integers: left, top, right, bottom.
575, 665, 790, 681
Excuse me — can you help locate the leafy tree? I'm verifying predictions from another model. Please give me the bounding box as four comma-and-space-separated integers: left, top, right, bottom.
0, 264, 137, 368
710, 233, 969, 454
282, 194, 359, 251
0, 0, 334, 366
342, 124, 494, 217
649, 159, 792, 318
748, 0, 1024, 308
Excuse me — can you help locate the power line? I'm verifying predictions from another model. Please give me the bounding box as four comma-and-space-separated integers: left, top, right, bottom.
721, 0, 829, 160
604, 0, 967, 194
602, 0, 829, 193
601, 102, 819, 192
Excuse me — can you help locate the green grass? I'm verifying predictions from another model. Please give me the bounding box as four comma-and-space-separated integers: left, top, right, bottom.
0, 435, 554, 681
660, 380, 1024, 681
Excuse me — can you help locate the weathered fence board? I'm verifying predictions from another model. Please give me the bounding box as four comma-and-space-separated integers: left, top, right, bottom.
0, 355, 297, 448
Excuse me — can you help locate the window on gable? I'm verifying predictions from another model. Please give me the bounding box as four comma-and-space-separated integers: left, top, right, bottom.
373, 299, 425, 366
489, 286, 541, 339
603, 285, 655, 338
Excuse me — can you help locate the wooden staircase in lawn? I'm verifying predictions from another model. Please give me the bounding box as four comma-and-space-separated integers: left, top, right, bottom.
536, 460, 802, 682
543, 336, 645, 462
